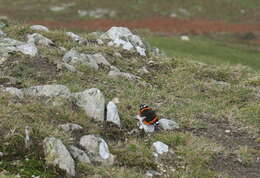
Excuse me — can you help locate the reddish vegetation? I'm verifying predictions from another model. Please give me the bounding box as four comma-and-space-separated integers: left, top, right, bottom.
29, 16, 260, 34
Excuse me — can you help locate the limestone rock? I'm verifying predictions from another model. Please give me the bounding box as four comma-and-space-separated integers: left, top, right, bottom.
145, 170, 162, 177
43, 137, 75, 176
57, 62, 78, 73
65, 32, 84, 43
73, 88, 105, 122
4, 87, 23, 98
68, 145, 91, 164
23, 85, 71, 98
63, 49, 98, 70
100, 27, 146, 56
30, 25, 49, 32
79, 135, 114, 165
108, 70, 140, 81
152, 141, 169, 155
159, 118, 179, 130
27, 33, 54, 46
106, 101, 121, 127
58, 123, 83, 132
136, 115, 155, 133
0, 38, 37, 57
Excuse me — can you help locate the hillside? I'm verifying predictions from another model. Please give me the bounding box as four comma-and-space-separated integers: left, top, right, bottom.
0, 21, 260, 178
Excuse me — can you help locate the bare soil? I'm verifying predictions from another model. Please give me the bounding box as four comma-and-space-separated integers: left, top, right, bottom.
28, 16, 260, 35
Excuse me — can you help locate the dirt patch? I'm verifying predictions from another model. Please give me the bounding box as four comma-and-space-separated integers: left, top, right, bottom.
28, 16, 260, 35
180, 114, 260, 178
210, 153, 260, 178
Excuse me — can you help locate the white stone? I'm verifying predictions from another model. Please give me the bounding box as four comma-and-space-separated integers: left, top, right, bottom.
106, 101, 121, 127
108, 70, 140, 81
68, 145, 91, 164
57, 62, 78, 73
158, 118, 179, 130
30, 25, 49, 32
58, 123, 83, 132
16, 43, 38, 57
43, 137, 75, 176
100, 27, 146, 56
0, 38, 38, 57
73, 88, 105, 122
89, 53, 110, 66
27, 33, 53, 46
63, 49, 99, 70
0, 152, 4, 157
180, 35, 190, 41
152, 141, 169, 154
23, 85, 71, 98
65, 32, 84, 43
136, 46, 146, 56
79, 135, 114, 165
4, 87, 23, 98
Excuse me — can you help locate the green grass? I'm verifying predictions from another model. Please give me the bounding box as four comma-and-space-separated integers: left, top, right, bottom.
146, 35, 260, 70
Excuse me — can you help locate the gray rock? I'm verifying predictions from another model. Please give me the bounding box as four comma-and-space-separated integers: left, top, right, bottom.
0, 38, 38, 57
68, 145, 91, 164
89, 53, 110, 66
73, 88, 105, 122
0, 152, 3, 157
57, 62, 78, 73
65, 32, 84, 43
108, 70, 140, 81
4, 87, 23, 98
16, 43, 38, 57
79, 135, 114, 165
100, 27, 146, 56
27, 33, 54, 46
58, 123, 83, 132
30, 25, 49, 32
49, 3, 75, 12
145, 170, 162, 177
152, 141, 169, 155
43, 137, 75, 176
159, 118, 179, 130
0, 29, 5, 36
63, 49, 99, 70
106, 101, 121, 127
23, 85, 71, 98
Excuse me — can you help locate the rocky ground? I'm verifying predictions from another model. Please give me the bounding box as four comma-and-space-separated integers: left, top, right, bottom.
0, 20, 260, 178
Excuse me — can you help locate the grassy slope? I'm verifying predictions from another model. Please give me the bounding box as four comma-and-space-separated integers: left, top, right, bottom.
147, 35, 260, 70
0, 22, 260, 177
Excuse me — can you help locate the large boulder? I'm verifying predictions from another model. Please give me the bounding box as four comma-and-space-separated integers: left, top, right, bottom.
106, 101, 121, 127
0, 37, 37, 57
100, 27, 146, 56
23, 85, 71, 98
30, 25, 49, 32
73, 88, 105, 122
68, 145, 91, 165
79, 135, 114, 165
27, 33, 54, 46
158, 118, 180, 130
43, 137, 75, 176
